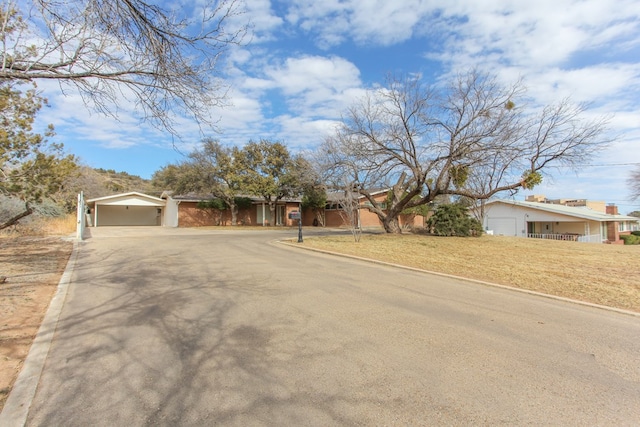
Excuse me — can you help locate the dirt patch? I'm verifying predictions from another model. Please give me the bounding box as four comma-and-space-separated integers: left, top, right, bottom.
0, 237, 72, 412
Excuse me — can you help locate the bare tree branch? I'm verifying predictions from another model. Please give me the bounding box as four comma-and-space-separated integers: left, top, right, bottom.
318, 70, 611, 233
1, 0, 248, 135
629, 166, 640, 201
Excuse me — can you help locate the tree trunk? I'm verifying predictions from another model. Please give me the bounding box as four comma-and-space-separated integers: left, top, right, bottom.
383, 216, 402, 234
313, 208, 324, 226
230, 203, 238, 226
0, 204, 33, 230
268, 201, 276, 226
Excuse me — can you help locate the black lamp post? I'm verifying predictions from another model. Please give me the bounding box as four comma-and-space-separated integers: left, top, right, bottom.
289, 210, 303, 243
298, 215, 303, 243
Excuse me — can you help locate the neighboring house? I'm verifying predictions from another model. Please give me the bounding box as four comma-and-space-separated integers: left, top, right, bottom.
161, 192, 303, 227
86, 192, 165, 227
484, 199, 640, 244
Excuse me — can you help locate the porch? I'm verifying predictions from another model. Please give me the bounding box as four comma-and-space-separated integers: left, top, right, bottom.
525, 220, 604, 244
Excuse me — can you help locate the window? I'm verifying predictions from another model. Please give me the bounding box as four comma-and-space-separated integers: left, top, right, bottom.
325, 203, 344, 211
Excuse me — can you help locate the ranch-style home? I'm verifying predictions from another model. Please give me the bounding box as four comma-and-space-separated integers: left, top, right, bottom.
83, 190, 425, 229
163, 189, 424, 229
161, 192, 303, 227
484, 197, 640, 244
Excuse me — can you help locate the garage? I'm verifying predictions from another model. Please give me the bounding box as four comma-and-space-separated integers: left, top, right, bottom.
86, 192, 165, 227
487, 217, 518, 236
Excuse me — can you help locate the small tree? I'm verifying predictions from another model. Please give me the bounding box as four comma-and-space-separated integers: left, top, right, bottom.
332, 180, 362, 242
0, 82, 77, 230
301, 185, 327, 226
427, 203, 483, 237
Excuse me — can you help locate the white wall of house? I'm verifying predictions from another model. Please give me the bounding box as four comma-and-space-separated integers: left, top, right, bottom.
89, 193, 165, 227
484, 203, 587, 237
163, 197, 179, 227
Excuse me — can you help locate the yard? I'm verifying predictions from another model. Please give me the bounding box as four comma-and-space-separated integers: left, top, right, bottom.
301, 233, 640, 313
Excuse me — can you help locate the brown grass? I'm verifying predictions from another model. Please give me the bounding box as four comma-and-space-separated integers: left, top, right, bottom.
1, 214, 77, 238
301, 234, 640, 313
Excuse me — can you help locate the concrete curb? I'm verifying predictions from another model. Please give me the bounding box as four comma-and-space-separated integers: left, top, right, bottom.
0, 240, 80, 427
278, 239, 640, 318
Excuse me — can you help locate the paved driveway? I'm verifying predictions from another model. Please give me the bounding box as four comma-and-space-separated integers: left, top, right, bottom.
15, 228, 640, 425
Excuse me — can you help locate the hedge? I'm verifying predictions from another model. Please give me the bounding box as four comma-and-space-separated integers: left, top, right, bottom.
620, 234, 640, 245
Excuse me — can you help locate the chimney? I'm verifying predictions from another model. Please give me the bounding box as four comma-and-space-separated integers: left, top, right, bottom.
606, 204, 619, 215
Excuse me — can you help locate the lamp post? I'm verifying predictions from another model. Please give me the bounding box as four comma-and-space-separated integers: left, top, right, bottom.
289, 210, 303, 243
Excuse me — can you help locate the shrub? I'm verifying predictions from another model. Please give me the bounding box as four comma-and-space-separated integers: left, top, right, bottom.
631, 230, 640, 237
427, 203, 483, 237
620, 234, 640, 245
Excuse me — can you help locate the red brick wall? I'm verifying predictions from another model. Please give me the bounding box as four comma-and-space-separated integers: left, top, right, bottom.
178, 202, 303, 227
178, 202, 256, 227
606, 221, 622, 244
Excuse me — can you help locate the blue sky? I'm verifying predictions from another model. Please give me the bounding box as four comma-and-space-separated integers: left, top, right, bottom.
36, 0, 640, 213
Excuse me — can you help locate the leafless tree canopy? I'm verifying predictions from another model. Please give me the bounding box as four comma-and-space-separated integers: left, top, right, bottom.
320, 71, 611, 233
629, 166, 640, 201
1, 0, 248, 134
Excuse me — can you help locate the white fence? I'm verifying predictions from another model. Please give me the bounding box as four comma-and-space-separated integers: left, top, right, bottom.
576, 234, 604, 244
527, 233, 602, 243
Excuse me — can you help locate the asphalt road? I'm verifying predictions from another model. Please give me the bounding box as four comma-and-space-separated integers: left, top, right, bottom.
19, 228, 640, 425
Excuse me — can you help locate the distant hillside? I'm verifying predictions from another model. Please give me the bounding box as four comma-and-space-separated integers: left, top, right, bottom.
92, 168, 159, 196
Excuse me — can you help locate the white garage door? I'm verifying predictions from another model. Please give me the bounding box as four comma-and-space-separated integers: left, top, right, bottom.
96, 205, 160, 226
487, 217, 517, 236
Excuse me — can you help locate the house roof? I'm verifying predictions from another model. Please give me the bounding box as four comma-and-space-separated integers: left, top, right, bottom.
87, 192, 165, 206
168, 193, 302, 203
326, 188, 389, 202
487, 199, 640, 223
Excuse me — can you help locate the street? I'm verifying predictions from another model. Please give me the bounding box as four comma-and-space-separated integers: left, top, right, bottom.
20, 227, 640, 425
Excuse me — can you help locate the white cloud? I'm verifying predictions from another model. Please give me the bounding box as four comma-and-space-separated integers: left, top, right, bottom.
242, 0, 284, 42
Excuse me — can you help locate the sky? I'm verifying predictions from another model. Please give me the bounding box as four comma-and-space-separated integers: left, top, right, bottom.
35, 0, 640, 213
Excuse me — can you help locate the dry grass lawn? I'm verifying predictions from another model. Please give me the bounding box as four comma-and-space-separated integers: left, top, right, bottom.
301, 233, 640, 313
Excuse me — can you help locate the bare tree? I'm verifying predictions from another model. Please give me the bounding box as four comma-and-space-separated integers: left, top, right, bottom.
320, 70, 611, 233
1, 0, 248, 134
330, 179, 362, 242
629, 166, 640, 201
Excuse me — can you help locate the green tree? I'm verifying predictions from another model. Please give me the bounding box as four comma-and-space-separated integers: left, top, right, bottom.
0, 82, 77, 229
301, 185, 328, 226
152, 139, 248, 225
427, 203, 483, 237
237, 140, 307, 226
188, 139, 247, 225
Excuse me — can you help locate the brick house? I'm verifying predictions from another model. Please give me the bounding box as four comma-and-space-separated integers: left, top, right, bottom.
301, 189, 425, 229
161, 192, 303, 227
